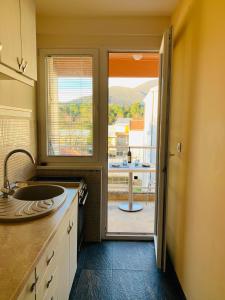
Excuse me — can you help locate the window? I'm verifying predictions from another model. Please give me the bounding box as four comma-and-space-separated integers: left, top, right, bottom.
38, 49, 98, 162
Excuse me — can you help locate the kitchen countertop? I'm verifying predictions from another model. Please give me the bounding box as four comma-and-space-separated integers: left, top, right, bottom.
0, 187, 78, 300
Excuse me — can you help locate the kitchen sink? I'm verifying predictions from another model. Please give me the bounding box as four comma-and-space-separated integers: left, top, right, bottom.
0, 184, 67, 222
13, 185, 65, 201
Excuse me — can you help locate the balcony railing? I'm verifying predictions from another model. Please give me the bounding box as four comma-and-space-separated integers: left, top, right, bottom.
108, 145, 156, 196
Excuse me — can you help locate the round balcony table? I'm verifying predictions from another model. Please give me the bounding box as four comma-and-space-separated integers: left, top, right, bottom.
108, 162, 156, 212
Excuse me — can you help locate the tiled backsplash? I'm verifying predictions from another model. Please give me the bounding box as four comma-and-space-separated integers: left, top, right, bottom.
0, 117, 36, 187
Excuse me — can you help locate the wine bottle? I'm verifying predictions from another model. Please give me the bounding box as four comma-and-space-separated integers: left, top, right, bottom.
127, 147, 132, 163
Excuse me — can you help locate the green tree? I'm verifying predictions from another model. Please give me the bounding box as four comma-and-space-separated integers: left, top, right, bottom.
129, 101, 144, 118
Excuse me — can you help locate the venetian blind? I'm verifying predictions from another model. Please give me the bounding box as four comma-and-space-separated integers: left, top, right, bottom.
46, 56, 93, 156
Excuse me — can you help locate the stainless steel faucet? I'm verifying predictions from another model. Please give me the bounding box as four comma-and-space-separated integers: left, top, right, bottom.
1, 149, 35, 198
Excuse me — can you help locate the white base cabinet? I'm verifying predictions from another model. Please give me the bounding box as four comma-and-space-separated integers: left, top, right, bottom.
69, 202, 78, 290
18, 195, 78, 300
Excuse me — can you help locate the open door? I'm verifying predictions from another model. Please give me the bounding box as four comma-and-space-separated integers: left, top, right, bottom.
154, 27, 172, 271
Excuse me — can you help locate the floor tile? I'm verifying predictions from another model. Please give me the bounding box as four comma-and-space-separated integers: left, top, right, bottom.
70, 241, 185, 300
112, 241, 155, 271
83, 242, 113, 270
73, 269, 113, 300
112, 270, 158, 300
76, 246, 87, 270
69, 268, 82, 299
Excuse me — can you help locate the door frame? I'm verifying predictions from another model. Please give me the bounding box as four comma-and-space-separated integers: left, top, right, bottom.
154, 27, 173, 271
102, 48, 160, 240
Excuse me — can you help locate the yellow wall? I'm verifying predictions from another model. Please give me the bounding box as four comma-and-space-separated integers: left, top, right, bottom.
37, 16, 170, 49
167, 0, 225, 299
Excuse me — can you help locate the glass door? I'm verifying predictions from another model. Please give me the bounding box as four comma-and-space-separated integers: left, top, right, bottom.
107, 52, 160, 236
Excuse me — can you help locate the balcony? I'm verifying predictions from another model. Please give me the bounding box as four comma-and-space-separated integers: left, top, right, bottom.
107, 146, 156, 234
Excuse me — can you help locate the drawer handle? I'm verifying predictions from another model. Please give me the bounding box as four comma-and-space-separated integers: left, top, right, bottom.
46, 250, 55, 266
47, 275, 53, 288
30, 275, 39, 292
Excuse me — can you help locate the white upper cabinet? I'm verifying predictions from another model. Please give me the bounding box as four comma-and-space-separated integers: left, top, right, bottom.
0, 0, 37, 84
0, 0, 21, 72
20, 0, 37, 80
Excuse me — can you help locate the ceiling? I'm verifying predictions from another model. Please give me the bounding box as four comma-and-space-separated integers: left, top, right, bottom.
109, 52, 159, 77
36, 0, 179, 17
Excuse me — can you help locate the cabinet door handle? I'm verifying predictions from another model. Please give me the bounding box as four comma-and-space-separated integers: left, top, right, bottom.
46, 250, 55, 266
22, 61, 28, 72
30, 275, 39, 292
46, 275, 53, 288
30, 281, 35, 292
67, 225, 72, 234
0, 43, 3, 52
17, 57, 24, 72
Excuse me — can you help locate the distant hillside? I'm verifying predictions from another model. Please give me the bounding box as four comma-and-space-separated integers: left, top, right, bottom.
108, 79, 158, 105
60, 79, 158, 105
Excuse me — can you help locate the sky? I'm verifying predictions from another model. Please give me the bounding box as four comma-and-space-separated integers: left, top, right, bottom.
57, 77, 157, 102
108, 77, 156, 88
58, 77, 92, 101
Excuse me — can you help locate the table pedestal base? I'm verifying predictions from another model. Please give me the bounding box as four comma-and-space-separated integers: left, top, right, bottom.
119, 202, 143, 212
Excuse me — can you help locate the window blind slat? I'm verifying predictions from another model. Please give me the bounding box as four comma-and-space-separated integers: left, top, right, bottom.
47, 56, 93, 156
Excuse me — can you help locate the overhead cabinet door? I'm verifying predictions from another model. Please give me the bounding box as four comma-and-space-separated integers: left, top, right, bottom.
20, 0, 37, 80
0, 0, 21, 72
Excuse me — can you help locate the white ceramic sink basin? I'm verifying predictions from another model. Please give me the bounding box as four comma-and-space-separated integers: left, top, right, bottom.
0, 185, 67, 222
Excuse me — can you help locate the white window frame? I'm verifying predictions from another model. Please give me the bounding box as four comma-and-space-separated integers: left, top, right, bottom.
38, 49, 99, 163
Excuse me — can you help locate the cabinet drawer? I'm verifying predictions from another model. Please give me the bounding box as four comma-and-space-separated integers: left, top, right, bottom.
37, 264, 58, 300
69, 198, 78, 289
17, 270, 36, 300
36, 212, 69, 281
43, 265, 59, 300
36, 237, 57, 284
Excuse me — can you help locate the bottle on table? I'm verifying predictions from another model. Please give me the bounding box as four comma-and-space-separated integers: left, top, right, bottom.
127, 147, 132, 163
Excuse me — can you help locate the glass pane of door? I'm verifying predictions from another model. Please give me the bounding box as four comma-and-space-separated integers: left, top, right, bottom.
107, 52, 160, 235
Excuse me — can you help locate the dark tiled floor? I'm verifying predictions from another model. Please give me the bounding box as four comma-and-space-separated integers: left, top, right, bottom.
69, 241, 185, 300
